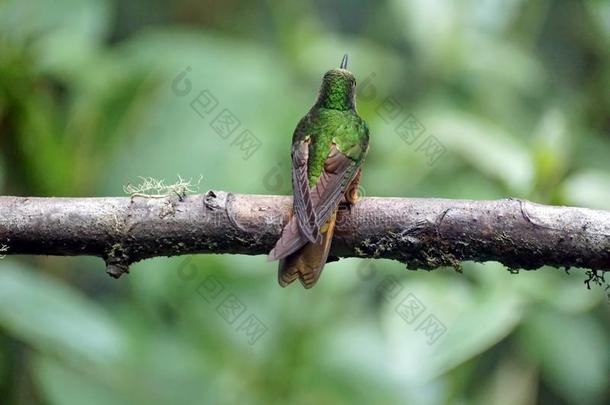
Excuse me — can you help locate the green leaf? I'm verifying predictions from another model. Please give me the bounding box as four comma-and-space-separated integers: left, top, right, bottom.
563, 170, 610, 210
0, 260, 125, 366
519, 309, 609, 405
425, 110, 533, 194
381, 264, 525, 382
0, 0, 110, 44
34, 355, 133, 405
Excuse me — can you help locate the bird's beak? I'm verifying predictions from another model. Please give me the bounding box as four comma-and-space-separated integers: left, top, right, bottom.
340, 54, 348, 69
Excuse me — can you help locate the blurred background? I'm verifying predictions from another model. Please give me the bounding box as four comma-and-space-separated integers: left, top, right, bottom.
1, 0, 609, 403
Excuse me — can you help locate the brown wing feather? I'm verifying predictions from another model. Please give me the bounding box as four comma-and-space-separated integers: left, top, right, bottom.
292, 140, 319, 243
310, 145, 357, 225
268, 214, 303, 261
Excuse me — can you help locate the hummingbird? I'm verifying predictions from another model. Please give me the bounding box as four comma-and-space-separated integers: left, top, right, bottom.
268, 54, 370, 288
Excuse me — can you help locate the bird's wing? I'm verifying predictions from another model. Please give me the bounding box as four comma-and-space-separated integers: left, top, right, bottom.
268, 142, 359, 262
291, 139, 319, 243
309, 143, 358, 226
268, 213, 305, 261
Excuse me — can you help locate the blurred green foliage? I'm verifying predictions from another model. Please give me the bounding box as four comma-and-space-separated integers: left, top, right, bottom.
1, 0, 609, 404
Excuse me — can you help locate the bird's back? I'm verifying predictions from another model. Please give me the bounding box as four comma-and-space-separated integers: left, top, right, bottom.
295, 108, 368, 187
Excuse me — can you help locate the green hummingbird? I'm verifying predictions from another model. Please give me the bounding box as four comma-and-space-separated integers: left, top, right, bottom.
268, 54, 370, 288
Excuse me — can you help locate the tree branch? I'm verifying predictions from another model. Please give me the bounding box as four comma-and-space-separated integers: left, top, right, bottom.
1, 191, 609, 278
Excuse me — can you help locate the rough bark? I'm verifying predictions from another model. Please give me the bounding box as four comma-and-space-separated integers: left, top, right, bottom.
1, 191, 609, 278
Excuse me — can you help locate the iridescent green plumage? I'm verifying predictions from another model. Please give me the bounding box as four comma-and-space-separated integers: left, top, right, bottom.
268, 55, 370, 288
296, 108, 369, 187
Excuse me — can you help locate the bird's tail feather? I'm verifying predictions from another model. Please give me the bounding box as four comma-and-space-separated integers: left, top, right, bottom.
277, 210, 337, 288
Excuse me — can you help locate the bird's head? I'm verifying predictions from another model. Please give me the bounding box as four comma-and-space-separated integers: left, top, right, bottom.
315, 54, 357, 111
